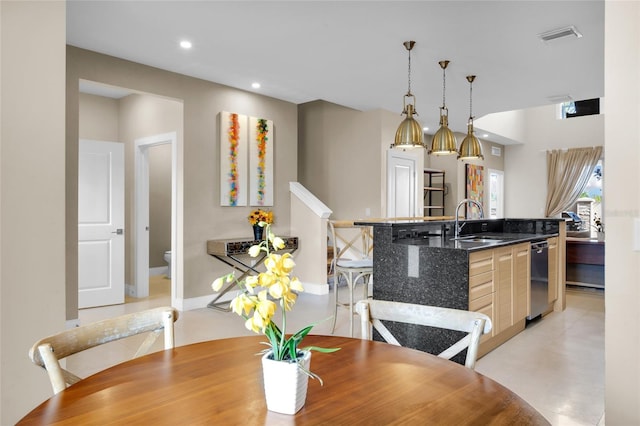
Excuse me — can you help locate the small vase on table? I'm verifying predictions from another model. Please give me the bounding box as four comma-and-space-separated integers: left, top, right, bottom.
253, 225, 264, 241
261, 350, 311, 415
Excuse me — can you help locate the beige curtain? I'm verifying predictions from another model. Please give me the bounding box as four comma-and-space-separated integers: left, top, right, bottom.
545, 146, 603, 217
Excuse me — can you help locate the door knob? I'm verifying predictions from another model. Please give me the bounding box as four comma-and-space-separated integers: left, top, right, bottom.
112, 228, 124, 235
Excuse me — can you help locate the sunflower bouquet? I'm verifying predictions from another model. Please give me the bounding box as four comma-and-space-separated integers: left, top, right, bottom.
248, 209, 273, 226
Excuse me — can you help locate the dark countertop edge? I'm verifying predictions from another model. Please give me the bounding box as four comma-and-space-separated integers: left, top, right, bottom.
461, 233, 559, 252
394, 232, 559, 252
355, 218, 566, 227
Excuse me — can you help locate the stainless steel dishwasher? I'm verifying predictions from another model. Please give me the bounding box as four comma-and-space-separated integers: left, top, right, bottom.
527, 240, 549, 320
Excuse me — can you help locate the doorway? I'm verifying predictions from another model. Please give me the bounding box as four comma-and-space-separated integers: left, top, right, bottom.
386, 148, 423, 217
134, 132, 178, 307
488, 169, 504, 219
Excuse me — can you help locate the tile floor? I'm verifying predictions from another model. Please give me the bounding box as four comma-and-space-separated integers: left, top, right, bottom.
74, 278, 605, 425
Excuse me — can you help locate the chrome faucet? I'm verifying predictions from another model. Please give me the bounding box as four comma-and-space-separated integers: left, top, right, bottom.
454, 198, 484, 239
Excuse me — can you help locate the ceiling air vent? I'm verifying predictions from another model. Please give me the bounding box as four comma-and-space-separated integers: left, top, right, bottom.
547, 94, 573, 104
538, 25, 582, 43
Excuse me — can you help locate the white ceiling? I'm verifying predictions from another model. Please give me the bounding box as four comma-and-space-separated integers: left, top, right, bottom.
67, 1, 604, 139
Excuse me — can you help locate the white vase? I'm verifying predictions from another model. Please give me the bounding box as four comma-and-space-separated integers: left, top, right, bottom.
261, 350, 311, 415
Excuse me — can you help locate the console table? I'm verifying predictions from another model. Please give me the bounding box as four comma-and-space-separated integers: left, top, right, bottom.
206, 236, 298, 310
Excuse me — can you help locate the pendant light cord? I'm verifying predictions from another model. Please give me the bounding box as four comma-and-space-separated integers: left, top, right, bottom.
407, 47, 412, 96
468, 79, 474, 122
442, 67, 446, 108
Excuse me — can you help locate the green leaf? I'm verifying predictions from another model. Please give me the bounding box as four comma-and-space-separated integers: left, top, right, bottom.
301, 346, 341, 354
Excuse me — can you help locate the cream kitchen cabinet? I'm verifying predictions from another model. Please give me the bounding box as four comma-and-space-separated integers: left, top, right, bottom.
470, 242, 530, 356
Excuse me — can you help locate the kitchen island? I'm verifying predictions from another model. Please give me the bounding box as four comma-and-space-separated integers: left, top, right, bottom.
356, 217, 566, 360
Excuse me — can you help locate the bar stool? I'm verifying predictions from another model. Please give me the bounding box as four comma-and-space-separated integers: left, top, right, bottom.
328, 220, 373, 337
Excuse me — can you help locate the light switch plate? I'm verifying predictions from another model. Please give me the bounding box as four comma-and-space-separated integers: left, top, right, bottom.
408, 245, 419, 278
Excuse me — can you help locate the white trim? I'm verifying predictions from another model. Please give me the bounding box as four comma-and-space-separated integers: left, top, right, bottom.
178, 291, 239, 311
134, 132, 178, 306
301, 280, 329, 295
289, 182, 332, 219
149, 266, 167, 276
177, 283, 326, 311
66, 319, 80, 329
125, 283, 135, 297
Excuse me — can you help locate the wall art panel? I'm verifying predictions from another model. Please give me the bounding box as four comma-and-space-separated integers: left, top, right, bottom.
248, 117, 274, 206
220, 111, 248, 206
465, 163, 484, 217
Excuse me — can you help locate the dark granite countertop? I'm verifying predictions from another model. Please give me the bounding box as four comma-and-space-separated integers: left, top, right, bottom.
393, 232, 552, 252
355, 217, 566, 227
355, 218, 562, 252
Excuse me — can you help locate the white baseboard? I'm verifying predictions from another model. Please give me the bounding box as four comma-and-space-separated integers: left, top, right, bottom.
150, 266, 167, 276
302, 280, 329, 295
66, 318, 80, 329
175, 284, 327, 311
177, 290, 240, 311
125, 283, 136, 297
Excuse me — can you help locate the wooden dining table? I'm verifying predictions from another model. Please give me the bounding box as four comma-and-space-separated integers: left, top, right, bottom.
19, 335, 549, 425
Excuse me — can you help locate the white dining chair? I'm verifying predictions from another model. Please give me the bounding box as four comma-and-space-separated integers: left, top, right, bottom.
29, 306, 179, 394
355, 299, 492, 369
328, 220, 373, 337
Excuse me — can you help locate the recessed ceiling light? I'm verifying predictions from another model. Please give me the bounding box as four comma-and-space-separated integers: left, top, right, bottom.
251, 82, 261, 89
422, 127, 429, 131
180, 40, 192, 49
483, 134, 489, 138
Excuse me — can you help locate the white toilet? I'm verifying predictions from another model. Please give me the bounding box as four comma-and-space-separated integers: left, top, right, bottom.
164, 251, 172, 278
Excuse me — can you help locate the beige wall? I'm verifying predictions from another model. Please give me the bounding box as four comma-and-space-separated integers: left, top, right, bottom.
298, 100, 398, 220
503, 104, 604, 218
79, 93, 119, 140
604, 1, 640, 422
67, 47, 298, 310
1, 1, 66, 423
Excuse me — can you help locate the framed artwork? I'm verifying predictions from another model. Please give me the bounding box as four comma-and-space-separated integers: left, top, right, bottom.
248, 117, 274, 206
465, 164, 484, 217
220, 111, 248, 206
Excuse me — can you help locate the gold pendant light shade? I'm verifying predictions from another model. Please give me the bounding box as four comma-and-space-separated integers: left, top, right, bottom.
458, 122, 484, 160
430, 109, 457, 155
457, 75, 484, 160
392, 41, 425, 150
429, 60, 457, 155
394, 103, 425, 149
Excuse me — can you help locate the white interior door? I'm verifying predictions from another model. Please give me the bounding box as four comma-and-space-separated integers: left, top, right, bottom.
488, 169, 504, 218
386, 149, 423, 217
78, 140, 125, 308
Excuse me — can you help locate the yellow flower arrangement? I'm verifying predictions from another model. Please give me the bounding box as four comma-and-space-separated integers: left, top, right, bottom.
248, 209, 274, 226
212, 223, 338, 382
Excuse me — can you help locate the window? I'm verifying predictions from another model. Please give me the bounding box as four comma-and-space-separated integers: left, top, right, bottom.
560, 98, 600, 119
577, 160, 603, 237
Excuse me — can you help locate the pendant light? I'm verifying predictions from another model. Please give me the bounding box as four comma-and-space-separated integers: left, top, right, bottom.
458, 75, 484, 160
429, 60, 457, 155
392, 41, 425, 149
